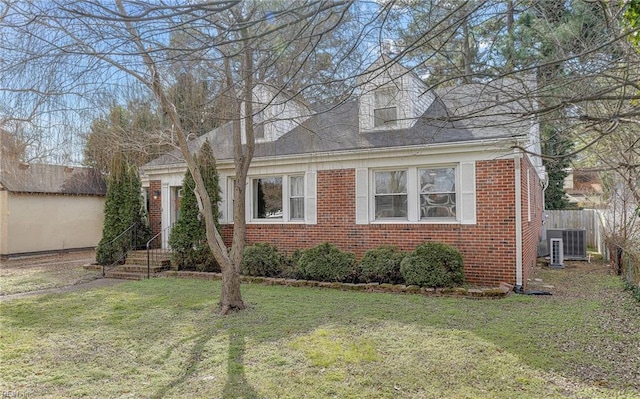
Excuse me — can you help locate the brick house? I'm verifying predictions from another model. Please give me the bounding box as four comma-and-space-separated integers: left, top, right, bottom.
141, 57, 545, 289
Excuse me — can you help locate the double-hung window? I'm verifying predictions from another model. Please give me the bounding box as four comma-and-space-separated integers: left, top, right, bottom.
374, 170, 407, 218
419, 167, 456, 219
372, 167, 457, 222
289, 176, 304, 220
374, 87, 398, 127
252, 175, 305, 222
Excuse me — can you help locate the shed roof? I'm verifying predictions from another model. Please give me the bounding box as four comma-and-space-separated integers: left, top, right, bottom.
0, 162, 106, 195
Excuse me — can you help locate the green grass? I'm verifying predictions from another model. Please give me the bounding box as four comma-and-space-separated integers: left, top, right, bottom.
0, 264, 100, 295
1, 275, 639, 398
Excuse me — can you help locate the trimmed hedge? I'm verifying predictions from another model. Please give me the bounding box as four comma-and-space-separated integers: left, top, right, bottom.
360, 245, 406, 284
241, 243, 284, 277
400, 242, 465, 288
280, 249, 303, 279
298, 243, 358, 283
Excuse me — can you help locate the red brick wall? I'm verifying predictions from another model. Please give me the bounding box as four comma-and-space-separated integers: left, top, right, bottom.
221, 160, 529, 287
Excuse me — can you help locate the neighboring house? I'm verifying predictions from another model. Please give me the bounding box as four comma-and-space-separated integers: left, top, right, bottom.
0, 161, 106, 258
141, 57, 546, 289
564, 168, 605, 208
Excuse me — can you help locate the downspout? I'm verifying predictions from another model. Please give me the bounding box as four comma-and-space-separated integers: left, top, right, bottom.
514, 157, 523, 291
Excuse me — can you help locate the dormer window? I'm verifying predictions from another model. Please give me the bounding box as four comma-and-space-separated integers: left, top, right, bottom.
374, 86, 398, 127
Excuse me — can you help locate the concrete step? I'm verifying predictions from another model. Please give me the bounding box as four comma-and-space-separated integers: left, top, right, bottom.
125, 252, 171, 267
104, 270, 147, 280
117, 264, 169, 274
105, 263, 170, 280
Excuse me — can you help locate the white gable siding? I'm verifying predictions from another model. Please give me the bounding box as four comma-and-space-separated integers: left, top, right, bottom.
240, 85, 311, 144
358, 60, 434, 132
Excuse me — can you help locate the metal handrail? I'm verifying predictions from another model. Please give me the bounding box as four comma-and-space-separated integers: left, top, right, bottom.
102, 222, 139, 277
145, 224, 173, 279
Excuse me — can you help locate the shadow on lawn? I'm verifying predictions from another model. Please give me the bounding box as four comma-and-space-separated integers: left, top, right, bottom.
223, 330, 260, 399
150, 327, 258, 399
150, 330, 213, 399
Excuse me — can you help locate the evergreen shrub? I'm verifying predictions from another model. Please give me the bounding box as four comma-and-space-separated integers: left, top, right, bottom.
241, 243, 284, 277
96, 161, 149, 265
168, 141, 221, 272
400, 242, 465, 288
360, 245, 406, 284
298, 243, 358, 282
280, 249, 303, 279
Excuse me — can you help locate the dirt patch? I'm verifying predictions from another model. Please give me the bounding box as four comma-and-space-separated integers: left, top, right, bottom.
0, 249, 106, 296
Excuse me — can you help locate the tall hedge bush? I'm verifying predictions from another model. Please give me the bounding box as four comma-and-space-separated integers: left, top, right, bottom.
400, 242, 465, 288
96, 160, 149, 265
168, 141, 221, 271
298, 243, 357, 282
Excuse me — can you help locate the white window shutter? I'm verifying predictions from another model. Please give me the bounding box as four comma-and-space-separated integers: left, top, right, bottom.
305, 171, 317, 225
355, 168, 369, 224
459, 162, 476, 225
218, 177, 227, 223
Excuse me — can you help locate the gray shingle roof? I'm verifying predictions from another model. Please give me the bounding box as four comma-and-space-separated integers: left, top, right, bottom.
0, 162, 106, 195
143, 80, 533, 169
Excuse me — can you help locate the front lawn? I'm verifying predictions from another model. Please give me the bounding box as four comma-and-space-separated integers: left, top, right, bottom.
1, 264, 639, 398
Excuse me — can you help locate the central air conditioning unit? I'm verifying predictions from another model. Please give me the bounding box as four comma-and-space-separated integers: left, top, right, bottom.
546, 229, 587, 260
549, 238, 564, 268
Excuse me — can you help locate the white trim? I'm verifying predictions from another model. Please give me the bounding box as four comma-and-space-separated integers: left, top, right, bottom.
304, 171, 317, 225
233, 173, 314, 225
514, 157, 523, 288
355, 168, 369, 224
368, 164, 462, 224
141, 137, 528, 177
459, 161, 477, 225
161, 182, 170, 250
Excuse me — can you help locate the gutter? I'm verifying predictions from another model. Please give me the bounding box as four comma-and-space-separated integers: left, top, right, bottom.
514, 156, 523, 290
141, 136, 529, 175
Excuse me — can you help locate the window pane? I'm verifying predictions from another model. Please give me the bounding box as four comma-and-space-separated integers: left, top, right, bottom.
375, 195, 408, 218
254, 177, 282, 219
375, 171, 407, 218
420, 194, 456, 218
420, 168, 456, 219
289, 176, 304, 197
420, 168, 455, 193
374, 107, 397, 127
375, 171, 406, 194
290, 197, 304, 219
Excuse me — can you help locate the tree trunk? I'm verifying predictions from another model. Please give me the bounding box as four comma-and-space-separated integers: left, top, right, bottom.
220, 264, 246, 314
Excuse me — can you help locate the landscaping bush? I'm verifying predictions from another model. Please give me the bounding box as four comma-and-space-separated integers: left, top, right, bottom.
280, 249, 303, 279
298, 243, 358, 282
168, 141, 221, 272
96, 161, 150, 265
241, 243, 284, 277
400, 242, 465, 288
360, 245, 406, 284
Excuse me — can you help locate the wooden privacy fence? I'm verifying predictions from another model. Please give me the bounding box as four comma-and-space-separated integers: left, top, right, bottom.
545, 209, 605, 254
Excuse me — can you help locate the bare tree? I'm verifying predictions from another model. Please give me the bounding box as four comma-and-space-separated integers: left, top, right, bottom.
1, 0, 358, 314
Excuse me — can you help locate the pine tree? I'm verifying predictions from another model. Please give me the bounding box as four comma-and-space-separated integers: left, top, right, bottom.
168, 141, 221, 271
